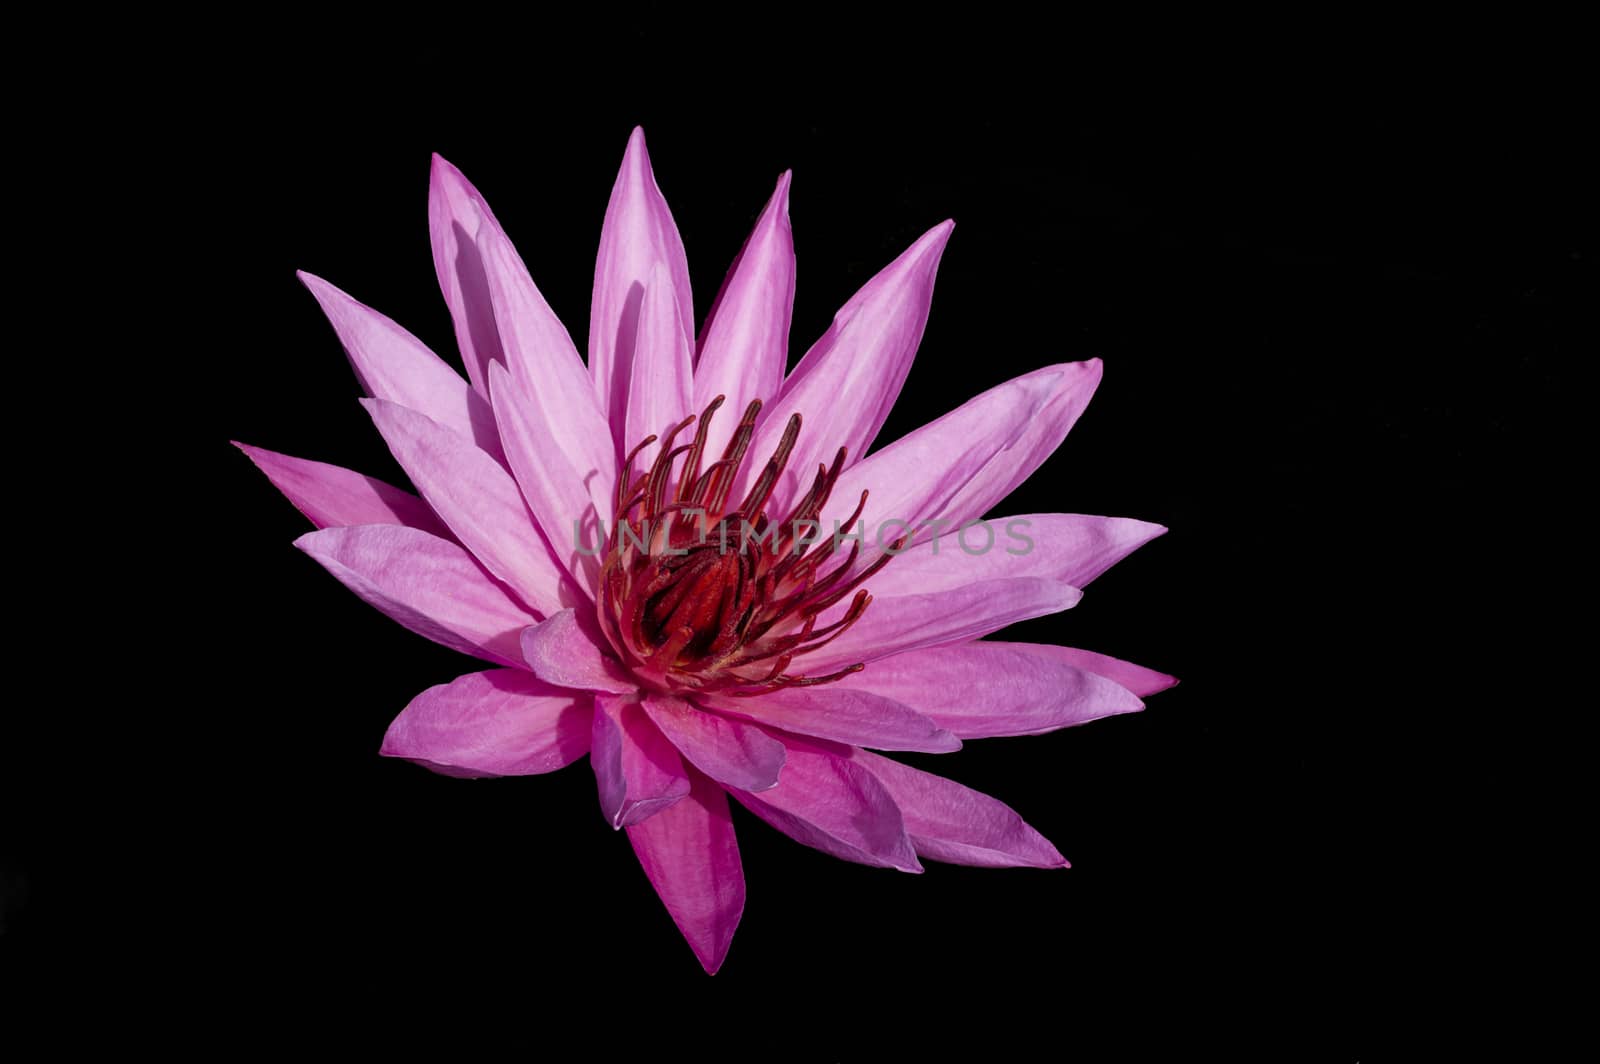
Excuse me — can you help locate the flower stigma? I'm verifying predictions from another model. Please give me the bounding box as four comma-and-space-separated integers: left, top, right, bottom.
597, 396, 904, 696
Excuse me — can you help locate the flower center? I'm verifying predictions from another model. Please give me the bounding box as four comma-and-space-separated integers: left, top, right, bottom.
596, 397, 901, 696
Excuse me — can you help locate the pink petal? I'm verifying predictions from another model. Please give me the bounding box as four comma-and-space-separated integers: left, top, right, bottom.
518, 609, 637, 696
996, 643, 1179, 699
472, 214, 617, 508
737, 221, 955, 514
639, 695, 785, 792
623, 264, 694, 470
699, 688, 960, 753
233, 442, 447, 536
487, 362, 606, 594
849, 749, 1067, 869
832, 642, 1145, 739
862, 513, 1167, 596
362, 399, 570, 617
380, 668, 590, 778
691, 171, 794, 461
294, 525, 537, 666
427, 153, 505, 395
590, 127, 693, 450
805, 577, 1083, 671
591, 694, 691, 828
626, 770, 744, 975
297, 272, 505, 462
727, 734, 921, 872
821, 360, 1103, 551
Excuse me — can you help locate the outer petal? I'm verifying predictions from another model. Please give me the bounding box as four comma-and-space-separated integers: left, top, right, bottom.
518, 609, 637, 695
362, 399, 570, 617
821, 360, 1103, 553
488, 362, 606, 595
590, 127, 693, 449
727, 734, 922, 872
626, 770, 744, 975
862, 513, 1167, 596
381, 669, 590, 778
692, 171, 794, 462
591, 695, 692, 828
297, 272, 505, 461
832, 642, 1145, 739
804, 577, 1083, 671
640, 695, 785, 792
849, 750, 1067, 868
699, 688, 961, 753
993, 643, 1179, 699
233, 442, 447, 536
737, 221, 954, 514
294, 525, 537, 666
623, 264, 694, 470
473, 216, 617, 511
428, 153, 504, 395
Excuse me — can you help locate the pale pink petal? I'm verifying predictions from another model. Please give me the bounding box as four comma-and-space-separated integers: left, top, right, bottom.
623, 264, 694, 470
804, 577, 1083, 671
699, 688, 960, 753
861, 513, 1167, 596
362, 399, 571, 617
692, 171, 794, 461
473, 215, 617, 508
488, 362, 606, 594
233, 442, 447, 536
832, 642, 1145, 739
591, 694, 691, 828
297, 272, 505, 461
639, 695, 785, 792
294, 525, 537, 666
994, 643, 1179, 699
727, 734, 921, 872
428, 153, 504, 395
821, 360, 1103, 551
739, 221, 954, 514
380, 668, 590, 778
626, 770, 744, 974
850, 749, 1066, 869
518, 609, 637, 696
590, 127, 693, 448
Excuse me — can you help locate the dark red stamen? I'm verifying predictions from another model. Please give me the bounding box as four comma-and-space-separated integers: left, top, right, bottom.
596, 397, 895, 696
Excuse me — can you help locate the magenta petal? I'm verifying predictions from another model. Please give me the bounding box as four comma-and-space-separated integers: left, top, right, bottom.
626, 770, 744, 974
381, 669, 590, 778
623, 264, 694, 470
590, 127, 693, 449
996, 643, 1179, 699
700, 688, 960, 753
428, 153, 505, 395
728, 734, 921, 872
233, 442, 447, 536
805, 577, 1083, 671
518, 609, 637, 695
862, 513, 1167, 596
640, 695, 785, 792
822, 360, 1103, 547
362, 398, 571, 617
738, 221, 954, 513
473, 217, 617, 507
591, 695, 692, 828
850, 749, 1066, 869
297, 271, 505, 462
294, 525, 537, 666
692, 171, 794, 462
833, 642, 1144, 739
488, 362, 606, 594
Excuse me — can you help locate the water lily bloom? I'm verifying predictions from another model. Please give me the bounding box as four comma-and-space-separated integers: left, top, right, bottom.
238, 128, 1174, 973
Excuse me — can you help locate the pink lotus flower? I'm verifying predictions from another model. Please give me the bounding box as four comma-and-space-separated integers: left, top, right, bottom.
237, 128, 1173, 973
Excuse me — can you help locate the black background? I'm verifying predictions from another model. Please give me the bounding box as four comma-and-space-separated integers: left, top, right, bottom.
5, 31, 1586, 1057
